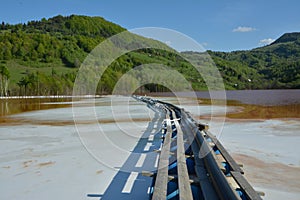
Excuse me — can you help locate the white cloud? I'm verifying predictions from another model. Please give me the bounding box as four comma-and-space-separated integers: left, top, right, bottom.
233, 26, 256, 32
259, 38, 275, 45
165, 41, 172, 46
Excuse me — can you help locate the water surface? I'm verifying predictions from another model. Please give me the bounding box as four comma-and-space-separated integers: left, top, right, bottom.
153, 89, 300, 105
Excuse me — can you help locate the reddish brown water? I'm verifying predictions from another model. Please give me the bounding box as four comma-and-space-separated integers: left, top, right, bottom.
152, 89, 300, 119
1, 90, 300, 120
225, 103, 300, 119
0, 98, 72, 116
153, 89, 300, 105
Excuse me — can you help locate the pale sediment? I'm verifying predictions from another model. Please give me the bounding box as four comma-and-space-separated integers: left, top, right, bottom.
0, 96, 299, 200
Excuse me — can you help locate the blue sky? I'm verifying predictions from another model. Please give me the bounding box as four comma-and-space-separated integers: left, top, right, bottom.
1, 0, 300, 52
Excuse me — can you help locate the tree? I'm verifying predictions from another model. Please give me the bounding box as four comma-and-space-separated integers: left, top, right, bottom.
1, 21, 5, 30
17, 76, 31, 96
0, 65, 10, 96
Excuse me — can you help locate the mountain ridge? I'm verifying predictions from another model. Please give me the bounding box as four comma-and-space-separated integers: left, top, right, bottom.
271, 32, 300, 45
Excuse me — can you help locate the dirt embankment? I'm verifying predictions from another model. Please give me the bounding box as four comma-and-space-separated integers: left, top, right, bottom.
233, 153, 300, 193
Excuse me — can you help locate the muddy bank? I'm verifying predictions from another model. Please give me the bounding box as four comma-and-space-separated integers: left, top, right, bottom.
233, 153, 300, 192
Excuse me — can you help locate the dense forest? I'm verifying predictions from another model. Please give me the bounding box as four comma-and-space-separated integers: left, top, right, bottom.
0, 15, 299, 96
208, 32, 300, 89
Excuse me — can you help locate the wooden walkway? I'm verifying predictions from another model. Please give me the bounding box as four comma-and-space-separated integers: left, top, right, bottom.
152, 109, 172, 200
134, 95, 263, 200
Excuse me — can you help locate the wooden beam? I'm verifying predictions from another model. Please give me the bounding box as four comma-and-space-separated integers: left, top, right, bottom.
172, 111, 193, 200
231, 171, 263, 200
152, 110, 172, 200
206, 132, 244, 174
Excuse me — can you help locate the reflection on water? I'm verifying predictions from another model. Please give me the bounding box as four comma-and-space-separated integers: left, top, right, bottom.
0, 98, 72, 116
153, 89, 300, 105
1, 90, 300, 120
197, 89, 300, 105
153, 90, 300, 119
226, 102, 300, 119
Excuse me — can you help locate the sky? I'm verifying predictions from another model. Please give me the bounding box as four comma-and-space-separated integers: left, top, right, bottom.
1, 0, 300, 52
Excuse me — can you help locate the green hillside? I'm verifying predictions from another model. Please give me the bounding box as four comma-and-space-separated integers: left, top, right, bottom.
0, 15, 210, 96
0, 15, 299, 96
208, 32, 300, 89
0, 15, 125, 95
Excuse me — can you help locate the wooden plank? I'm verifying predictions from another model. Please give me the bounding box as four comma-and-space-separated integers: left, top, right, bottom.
212, 153, 226, 173
215, 154, 226, 163
206, 132, 244, 174
167, 174, 199, 184
198, 123, 209, 131
152, 110, 172, 200
231, 171, 263, 200
172, 111, 193, 200
226, 176, 240, 189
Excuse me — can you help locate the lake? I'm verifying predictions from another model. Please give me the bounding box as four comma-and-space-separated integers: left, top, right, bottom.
1, 89, 300, 117
0, 90, 299, 200
153, 89, 300, 105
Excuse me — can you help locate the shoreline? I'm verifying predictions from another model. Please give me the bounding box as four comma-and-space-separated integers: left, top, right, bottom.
1, 94, 300, 121
232, 153, 300, 198
0, 95, 102, 99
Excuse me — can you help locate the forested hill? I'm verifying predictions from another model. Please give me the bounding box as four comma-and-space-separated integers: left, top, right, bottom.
0, 15, 164, 96
0, 15, 299, 96
208, 32, 300, 89
271, 32, 300, 44
0, 15, 125, 68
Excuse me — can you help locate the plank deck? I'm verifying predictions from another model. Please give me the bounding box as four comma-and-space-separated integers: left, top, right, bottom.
172, 111, 193, 200
152, 110, 172, 200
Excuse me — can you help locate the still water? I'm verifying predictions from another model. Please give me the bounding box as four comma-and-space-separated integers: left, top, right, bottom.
154, 89, 300, 105
154, 89, 300, 119
0, 97, 73, 116
196, 89, 300, 105
1, 90, 300, 118
0, 91, 299, 200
